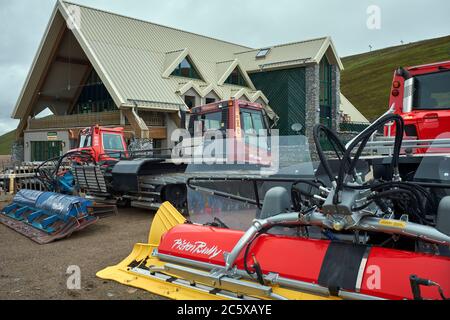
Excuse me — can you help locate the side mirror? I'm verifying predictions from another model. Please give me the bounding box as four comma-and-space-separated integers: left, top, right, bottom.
291, 123, 303, 134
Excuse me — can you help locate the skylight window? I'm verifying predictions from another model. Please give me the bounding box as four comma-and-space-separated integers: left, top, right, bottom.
256, 48, 270, 59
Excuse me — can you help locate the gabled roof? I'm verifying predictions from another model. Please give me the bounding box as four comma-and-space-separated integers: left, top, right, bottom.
163, 49, 187, 78
12, 4, 65, 119
199, 84, 223, 99
216, 60, 236, 83
176, 81, 203, 96
231, 88, 253, 101
12, 0, 343, 122
250, 91, 269, 104
236, 37, 344, 72
216, 59, 255, 89
12, 0, 251, 118
162, 49, 205, 80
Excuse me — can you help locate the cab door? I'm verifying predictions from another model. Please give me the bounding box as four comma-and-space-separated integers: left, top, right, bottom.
240, 109, 270, 164
413, 70, 450, 139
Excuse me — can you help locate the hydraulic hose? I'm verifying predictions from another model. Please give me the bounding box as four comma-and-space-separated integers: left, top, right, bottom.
313, 124, 347, 183
334, 114, 404, 204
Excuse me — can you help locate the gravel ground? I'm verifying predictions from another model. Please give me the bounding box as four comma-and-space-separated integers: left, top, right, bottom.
0, 205, 165, 300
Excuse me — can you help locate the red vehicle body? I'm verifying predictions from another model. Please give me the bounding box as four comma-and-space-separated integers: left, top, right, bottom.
70, 126, 128, 162
188, 99, 272, 165
385, 60, 450, 141
159, 223, 450, 300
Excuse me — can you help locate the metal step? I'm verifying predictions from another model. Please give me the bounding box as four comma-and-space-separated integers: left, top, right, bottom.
73, 165, 108, 193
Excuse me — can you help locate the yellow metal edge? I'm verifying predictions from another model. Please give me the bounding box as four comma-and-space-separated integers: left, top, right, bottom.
96, 243, 337, 300
148, 202, 187, 246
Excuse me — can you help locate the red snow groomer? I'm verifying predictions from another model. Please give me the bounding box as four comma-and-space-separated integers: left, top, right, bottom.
69, 125, 128, 163
385, 60, 450, 153
98, 112, 450, 300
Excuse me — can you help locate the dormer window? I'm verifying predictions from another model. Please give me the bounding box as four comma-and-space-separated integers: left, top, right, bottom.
224, 67, 248, 87
171, 57, 201, 80
256, 48, 270, 59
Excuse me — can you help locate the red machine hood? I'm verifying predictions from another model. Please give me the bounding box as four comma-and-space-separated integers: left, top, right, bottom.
158, 224, 450, 300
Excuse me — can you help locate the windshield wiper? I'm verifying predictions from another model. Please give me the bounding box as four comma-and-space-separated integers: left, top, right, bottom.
205, 217, 229, 229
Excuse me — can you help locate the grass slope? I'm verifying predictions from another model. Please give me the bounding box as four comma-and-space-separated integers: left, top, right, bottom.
341, 35, 450, 121
0, 130, 15, 155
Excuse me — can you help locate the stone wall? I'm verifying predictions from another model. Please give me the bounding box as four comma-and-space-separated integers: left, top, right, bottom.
331, 65, 341, 132
11, 140, 24, 163
305, 64, 320, 160
304, 63, 341, 160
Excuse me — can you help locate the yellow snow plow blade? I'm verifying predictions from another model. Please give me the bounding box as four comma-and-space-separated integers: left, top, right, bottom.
97, 202, 337, 300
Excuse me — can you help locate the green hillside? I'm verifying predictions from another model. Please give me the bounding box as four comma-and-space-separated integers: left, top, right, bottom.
0, 130, 15, 155
341, 35, 450, 121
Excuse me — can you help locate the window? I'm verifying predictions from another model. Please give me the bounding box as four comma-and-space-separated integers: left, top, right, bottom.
225, 67, 248, 87
152, 139, 163, 155
171, 58, 201, 80
73, 69, 115, 115
242, 112, 254, 134
241, 110, 268, 148
319, 57, 332, 127
256, 48, 270, 59
241, 111, 266, 134
153, 140, 163, 149
413, 70, 450, 110
138, 111, 165, 127
102, 133, 125, 151
203, 112, 223, 131
184, 96, 196, 109
205, 98, 216, 104
189, 109, 228, 136
79, 134, 92, 148
31, 141, 63, 162
251, 112, 264, 131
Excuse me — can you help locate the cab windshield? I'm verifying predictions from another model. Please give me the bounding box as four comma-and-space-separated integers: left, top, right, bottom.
102, 133, 125, 151
413, 70, 450, 110
189, 109, 228, 137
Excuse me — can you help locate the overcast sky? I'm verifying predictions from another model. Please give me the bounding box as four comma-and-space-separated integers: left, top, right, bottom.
0, 0, 449, 136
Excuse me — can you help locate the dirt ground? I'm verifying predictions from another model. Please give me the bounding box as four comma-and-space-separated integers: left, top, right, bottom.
0, 205, 165, 300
